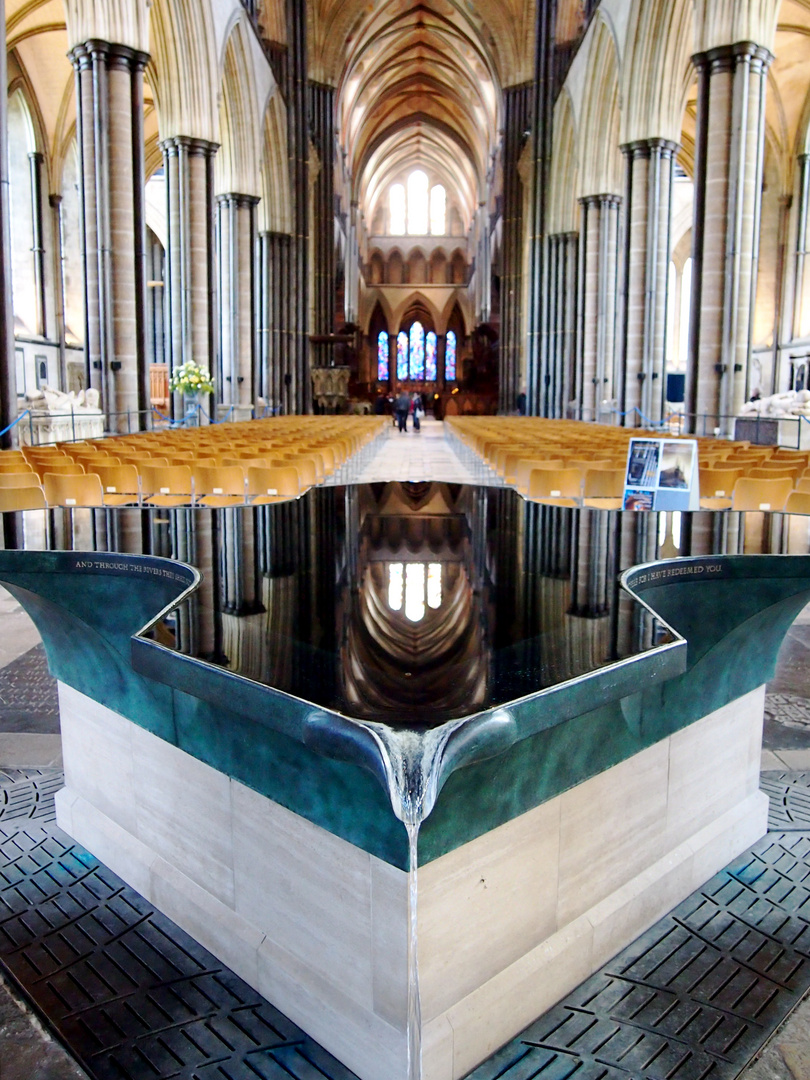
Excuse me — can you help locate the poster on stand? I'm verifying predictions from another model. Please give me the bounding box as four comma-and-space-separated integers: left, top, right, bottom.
623, 438, 699, 511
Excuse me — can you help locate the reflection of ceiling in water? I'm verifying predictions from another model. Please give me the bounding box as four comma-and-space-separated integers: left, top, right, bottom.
342, 480, 487, 723
342, 553, 487, 724
151, 483, 667, 727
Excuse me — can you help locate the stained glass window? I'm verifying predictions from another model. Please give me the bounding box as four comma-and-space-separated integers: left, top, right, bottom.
425, 331, 437, 381
445, 330, 457, 381
407, 170, 429, 234
377, 331, 389, 382
430, 185, 446, 235
396, 331, 409, 381
389, 183, 406, 234
409, 321, 425, 380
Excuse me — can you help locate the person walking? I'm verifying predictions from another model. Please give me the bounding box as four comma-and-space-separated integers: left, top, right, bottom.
395, 387, 411, 433
411, 391, 424, 432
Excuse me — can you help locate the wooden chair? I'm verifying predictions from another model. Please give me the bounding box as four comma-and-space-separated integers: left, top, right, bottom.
0, 485, 46, 512
784, 491, 810, 516
0, 471, 44, 489
514, 459, 566, 495
193, 465, 246, 507
731, 476, 794, 513
43, 472, 105, 508
0, 461, 34, 475
88, 463, 141, 506
699, 467, 744, 510
583, 468, 625, 509
139, 464, 193, 507
526, 467, 583, 507
32, 461, 86, 482
247, 465, 301, 504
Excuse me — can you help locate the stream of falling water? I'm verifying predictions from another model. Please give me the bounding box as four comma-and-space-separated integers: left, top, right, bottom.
360, 714, 514, 1080
406, 820, 421, 1080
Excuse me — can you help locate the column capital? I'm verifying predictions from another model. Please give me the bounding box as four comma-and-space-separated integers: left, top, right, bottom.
620, 138, 679, 161
160, 136, 220, 159
578, 193, 622, 209
68, 39, 149, 72
692, 41, 774, 76
216, 193, 261, 209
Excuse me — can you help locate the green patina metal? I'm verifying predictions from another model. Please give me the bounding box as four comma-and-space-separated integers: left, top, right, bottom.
1, 549, 809, 870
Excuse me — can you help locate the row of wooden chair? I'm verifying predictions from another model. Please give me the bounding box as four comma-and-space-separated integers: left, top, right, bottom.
0, 462, 309, 512
0, 416, 387, 510
523, 463, 810, 514
447, 416, 810, 514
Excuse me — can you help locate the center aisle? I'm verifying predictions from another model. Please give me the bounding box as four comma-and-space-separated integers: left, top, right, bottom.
346, 417, 480, 484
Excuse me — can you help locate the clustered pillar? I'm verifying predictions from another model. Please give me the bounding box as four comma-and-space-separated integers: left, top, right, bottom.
577, 193, 620, 422
70, 39, 149, 427
499, 83, 532, 414
621, 139, 677, 425
687, 43, 772, 435
217, 193, 258, 410
257, 230, 292, 411
161, 136, 218, 415
309, 81, 336, 369
793, 154, 810, 343
543, 232, 578, 418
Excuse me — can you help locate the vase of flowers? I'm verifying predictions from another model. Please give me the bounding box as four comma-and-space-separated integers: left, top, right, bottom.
169, 362, 214, 423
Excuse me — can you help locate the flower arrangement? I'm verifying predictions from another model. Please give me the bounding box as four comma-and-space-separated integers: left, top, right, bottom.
169, 361, 214, 397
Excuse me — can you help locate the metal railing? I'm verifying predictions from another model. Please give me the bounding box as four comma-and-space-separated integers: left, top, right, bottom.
561, 406, 809, 447
11, 401, 287, 447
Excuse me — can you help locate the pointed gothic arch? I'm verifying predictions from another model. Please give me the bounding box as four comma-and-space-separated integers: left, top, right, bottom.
622, 0, 694, 145
577, 15, 622, 198
217, 18, 261, 196
258, 90, 292, 234
547, 89, 579, 234
148, 0, 218, 141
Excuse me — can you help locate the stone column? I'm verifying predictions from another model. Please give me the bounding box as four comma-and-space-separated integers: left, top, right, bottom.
476, 202, 492, 324
793, 154, 810, 343
686, 43, 772, 436
162, 137, 218, 416
28, 152, 47, 338
578, 194, 621, 422
621, 139, 677, 425
70, 40, 149, 427
309, 81, 336, 371
285, 0, 311, 413
499, 83, 532, 414
221, 509, 263, 616
0, 0, 17, 546
544, 232, 578, 418
344, 202, 360, 326
258, 230, 292, 412
217, 194, 258, 409
571, 509, 611, 617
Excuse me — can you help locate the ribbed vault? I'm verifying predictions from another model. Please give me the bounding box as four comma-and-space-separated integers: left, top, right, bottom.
320, 0, 520, 237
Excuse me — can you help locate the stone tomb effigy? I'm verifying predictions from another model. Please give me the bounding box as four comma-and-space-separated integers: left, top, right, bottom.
0, 486, 802, 1080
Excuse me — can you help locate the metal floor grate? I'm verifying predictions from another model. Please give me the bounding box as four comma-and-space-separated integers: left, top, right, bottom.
0, 821, 359, 1080
0, 643, 60, 732
2, 774, 810, 1078
0, 768, 63, 825
761, 771, 810, 830
468, 832, 810, 1079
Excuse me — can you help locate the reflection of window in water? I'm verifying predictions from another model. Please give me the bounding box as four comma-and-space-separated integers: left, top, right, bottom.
388, 562, 442, 623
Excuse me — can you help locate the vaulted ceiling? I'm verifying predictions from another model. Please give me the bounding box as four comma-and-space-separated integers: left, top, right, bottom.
310, 0, 536, 234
